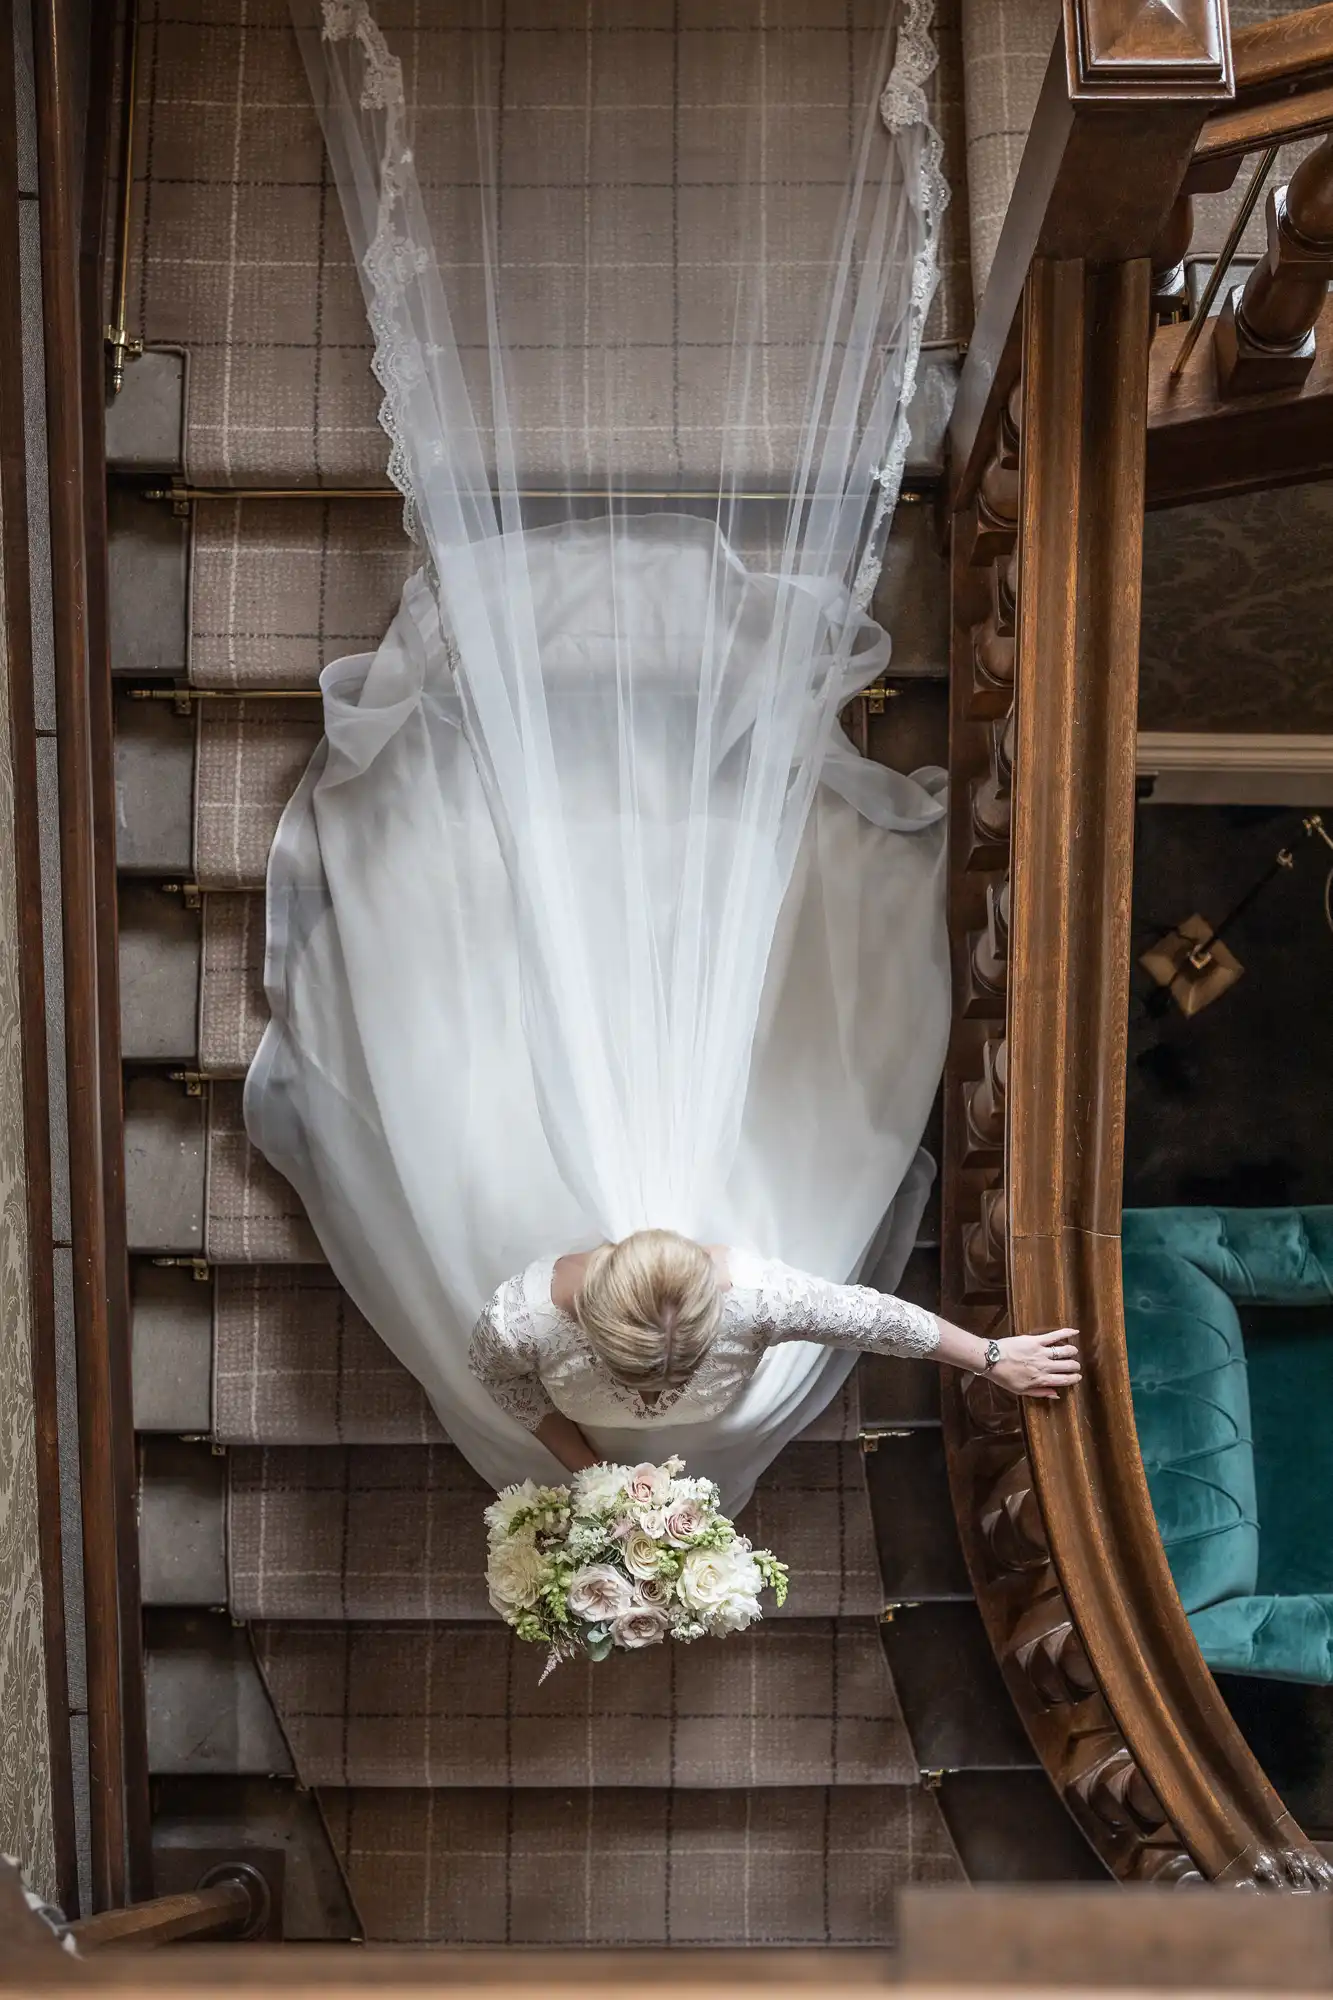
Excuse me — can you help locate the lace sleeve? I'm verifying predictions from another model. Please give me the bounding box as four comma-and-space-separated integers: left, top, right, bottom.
467, 1283, 556, 1432
748, 1258, 940, 1361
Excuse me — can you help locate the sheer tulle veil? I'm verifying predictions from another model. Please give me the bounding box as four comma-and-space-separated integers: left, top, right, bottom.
271, 0, 949, 1248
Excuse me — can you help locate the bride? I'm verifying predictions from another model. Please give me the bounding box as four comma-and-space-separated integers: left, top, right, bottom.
246, 0, 1078, 1519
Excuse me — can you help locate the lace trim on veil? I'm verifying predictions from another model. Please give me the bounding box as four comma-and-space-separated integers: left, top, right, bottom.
321, 0, 427, 546
317, 0, 949, 595
853, 0, 950, 608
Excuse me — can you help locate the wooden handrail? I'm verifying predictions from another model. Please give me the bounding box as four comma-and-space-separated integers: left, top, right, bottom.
1194, 2, 1333, 166
67, 1882, 258, 1952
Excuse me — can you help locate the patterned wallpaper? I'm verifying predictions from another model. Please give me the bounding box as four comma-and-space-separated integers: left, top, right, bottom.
1140, 481, 1333, 733
0, 515, 56, 1901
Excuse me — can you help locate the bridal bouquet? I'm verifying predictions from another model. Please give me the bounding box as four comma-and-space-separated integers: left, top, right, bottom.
485, 1458, 788, 1673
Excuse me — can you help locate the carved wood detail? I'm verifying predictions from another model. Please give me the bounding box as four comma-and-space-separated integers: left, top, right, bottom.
962, 1036, 1008, 1159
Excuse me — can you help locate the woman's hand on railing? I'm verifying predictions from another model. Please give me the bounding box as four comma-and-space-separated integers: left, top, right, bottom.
991, 1329, 1081, 1399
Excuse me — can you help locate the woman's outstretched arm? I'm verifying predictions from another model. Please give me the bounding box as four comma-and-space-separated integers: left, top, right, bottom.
756, 1259, 1081, 1400
928, 1314, 1080, 1400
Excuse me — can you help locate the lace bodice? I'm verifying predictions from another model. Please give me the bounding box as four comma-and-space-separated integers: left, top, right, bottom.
468, 1250, 939, 1432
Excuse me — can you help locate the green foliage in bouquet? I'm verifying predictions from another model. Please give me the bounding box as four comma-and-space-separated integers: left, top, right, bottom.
485, 1457, 788, 1673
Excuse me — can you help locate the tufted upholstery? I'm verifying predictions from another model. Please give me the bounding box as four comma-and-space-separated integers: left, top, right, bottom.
1124, 1207, 1333, 1685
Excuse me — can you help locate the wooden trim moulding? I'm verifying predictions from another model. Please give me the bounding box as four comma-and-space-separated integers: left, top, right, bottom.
32, 0, 147, 1912
0, 0, 78, 1919
77, 0, 151, 1899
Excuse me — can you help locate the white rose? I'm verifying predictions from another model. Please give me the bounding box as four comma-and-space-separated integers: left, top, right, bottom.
627, 1461, 672, 1506
636, 1506, 668, 1539
572, 1463, 630, 1515
566, 1563, 633, 1623
486, 1530, 546, 1613
612, 1605, 670, 1650
663, 1498, 708, 1546
678, 1547, 738, 1613
622, 1529, 665, 1581
484, 1479, 541, 1538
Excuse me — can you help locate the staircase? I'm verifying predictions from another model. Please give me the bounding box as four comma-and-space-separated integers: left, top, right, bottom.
102, 0, 1135, 1944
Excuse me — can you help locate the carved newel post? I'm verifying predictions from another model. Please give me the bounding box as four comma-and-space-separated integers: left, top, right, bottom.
1215, 132, 1333, 392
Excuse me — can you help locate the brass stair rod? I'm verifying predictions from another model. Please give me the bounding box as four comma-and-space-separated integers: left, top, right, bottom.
1169, 141, 1280, 379
143, 483, 847, 504
126, 686, 322, 701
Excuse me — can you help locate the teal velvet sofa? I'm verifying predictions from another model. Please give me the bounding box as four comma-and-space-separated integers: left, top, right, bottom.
1123, 1206, 1333, 1684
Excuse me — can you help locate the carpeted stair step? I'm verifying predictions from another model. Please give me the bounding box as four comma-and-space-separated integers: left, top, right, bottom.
320, 1783, 962, 1945
226, 1442, 884, 1623
211, 1264, 859, 1449
126, 2, 969, 494
205, 1082, 322, 1263
195, 703, 322, 894
251, 1619, 917, 1790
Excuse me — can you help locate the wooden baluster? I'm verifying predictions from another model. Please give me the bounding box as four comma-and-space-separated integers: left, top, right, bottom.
968, 874, 1010, 1008
1151, 188, 1194, 317
1006, 1590, 1098, 1705
963, 1035, 1008, 1155
1066, 1735, 1169, 1838
963, 1182, 1008, 1297
991, 545, 1018, 637
978, 1451, 1048, 1573
971, 611, 1015, 711
969, 383, 1023, 566
1215, 132, 1333, 392
971, 710, 1016, 848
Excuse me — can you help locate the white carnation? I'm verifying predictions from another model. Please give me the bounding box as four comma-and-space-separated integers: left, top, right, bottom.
705, 1589, 763, 1636
484, 1479, 541, 1538
572, 1463, 630, 1515
486, 1530, 547, 1614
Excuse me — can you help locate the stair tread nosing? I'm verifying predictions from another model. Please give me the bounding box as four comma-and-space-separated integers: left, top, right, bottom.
322, 1783, 963, 1946
251, 1619, 916, 1790
226, 1442, 883, 1623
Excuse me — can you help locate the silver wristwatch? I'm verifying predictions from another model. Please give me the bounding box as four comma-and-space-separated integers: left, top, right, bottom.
982, 1338, 1002, 1371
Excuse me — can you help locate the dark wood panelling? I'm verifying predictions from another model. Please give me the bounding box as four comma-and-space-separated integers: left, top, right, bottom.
32, 0, 136, 1912
0, 0, 77, 1920
78, 0, 151, 1900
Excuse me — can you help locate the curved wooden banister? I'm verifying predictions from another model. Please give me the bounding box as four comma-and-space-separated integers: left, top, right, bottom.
942, 252, 1333, 1887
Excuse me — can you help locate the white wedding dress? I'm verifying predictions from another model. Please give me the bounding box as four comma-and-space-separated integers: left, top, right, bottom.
245, 0, 952, 1513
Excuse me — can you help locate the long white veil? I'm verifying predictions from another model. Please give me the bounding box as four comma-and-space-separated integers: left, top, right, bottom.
282, 0, 947, 1246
